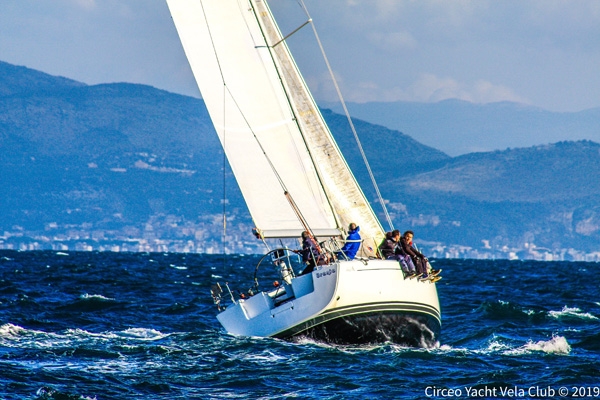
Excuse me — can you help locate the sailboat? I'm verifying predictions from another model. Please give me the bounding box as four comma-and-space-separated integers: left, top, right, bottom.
166, 0, 441, 347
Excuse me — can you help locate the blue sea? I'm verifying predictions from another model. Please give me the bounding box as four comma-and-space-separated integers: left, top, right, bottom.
1, 250, 599, 399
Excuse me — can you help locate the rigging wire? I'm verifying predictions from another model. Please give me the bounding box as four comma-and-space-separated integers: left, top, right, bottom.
198, 1, 229, 258
221, 87, 227, 257
296, 0, 395, 231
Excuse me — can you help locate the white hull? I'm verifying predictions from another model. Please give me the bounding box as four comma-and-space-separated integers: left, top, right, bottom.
217, 259, 441, 347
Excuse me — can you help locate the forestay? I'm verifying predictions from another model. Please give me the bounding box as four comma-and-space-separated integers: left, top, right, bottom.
167, 0, 384, 249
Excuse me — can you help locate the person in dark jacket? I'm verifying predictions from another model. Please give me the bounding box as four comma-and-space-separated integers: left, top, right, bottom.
296, 230, 321, 275
378, 230, 398, 259
338, 223, 361, 260
400, 230, 440, 281
378, 230, 417, 278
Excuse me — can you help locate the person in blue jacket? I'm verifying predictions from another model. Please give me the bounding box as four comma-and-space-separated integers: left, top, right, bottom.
338, 223, 361, 260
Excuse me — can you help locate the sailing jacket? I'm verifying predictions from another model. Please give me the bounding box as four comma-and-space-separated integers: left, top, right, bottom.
300, 236, 320, 264
400, 236, 426, 260
340, 226, 361, 259
379, 237, 398, 259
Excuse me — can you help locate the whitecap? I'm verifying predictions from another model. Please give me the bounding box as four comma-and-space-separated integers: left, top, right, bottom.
80, 293, 116, 301
487, 339, 512, 352
115, 327, 169, 341
237, 350, 288, 363
525, 336, 571, 354
436, 344, 455, 352
508, 336, 571, 355
548, 306, 598, 320
0, 323, 28, 337
63, 328, 117, 340
0, 324, 68, 349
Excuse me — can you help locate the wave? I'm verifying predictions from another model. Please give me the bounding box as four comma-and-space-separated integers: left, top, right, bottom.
114, 327, 170, 341
36, 387, 96, 400
0, 323, 68, 350
231, 350, 289, 364
480, 301, 599, 324
422, 335, 571, 356
0, 323, 31, 338
478, 300, 545, 321
548, 306, 598, 321
59, 293, 122, 312
80, 293, 115, 301
1, 323, 171, 348
509, 335, 571, 355
576, 331, 600, 351
61, 327, 170, 342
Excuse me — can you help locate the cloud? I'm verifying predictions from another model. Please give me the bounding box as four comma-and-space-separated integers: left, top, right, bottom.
367, 31, 417, 51
323, 72, 528, 105
408, 74, 529, 104
2, 0, 599, 111
69, 0, 97, 10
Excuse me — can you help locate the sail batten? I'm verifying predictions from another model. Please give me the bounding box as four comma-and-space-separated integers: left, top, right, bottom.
167, 0, 384, 247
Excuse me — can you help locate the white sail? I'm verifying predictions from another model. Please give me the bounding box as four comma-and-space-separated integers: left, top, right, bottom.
167, 0, 442, 348
167, 0, 384, 247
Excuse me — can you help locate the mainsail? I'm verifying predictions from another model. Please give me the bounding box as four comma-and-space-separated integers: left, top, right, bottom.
167, 0, 384, 249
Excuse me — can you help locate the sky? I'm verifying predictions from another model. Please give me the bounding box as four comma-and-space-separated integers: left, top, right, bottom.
1, 0, 600, 113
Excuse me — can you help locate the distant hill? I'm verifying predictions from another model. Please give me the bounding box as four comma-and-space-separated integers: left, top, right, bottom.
0, 61, 446, 254
323, 99, 600, 157
1, 60, 600, 258
383, 141, 600, 253
0, 63, 240, 237
0, 61, 85, 95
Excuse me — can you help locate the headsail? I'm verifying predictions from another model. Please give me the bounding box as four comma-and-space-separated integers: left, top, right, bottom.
167, 0, 384, 251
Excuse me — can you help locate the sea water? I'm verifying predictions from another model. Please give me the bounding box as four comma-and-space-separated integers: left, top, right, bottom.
1, 250, 599, 399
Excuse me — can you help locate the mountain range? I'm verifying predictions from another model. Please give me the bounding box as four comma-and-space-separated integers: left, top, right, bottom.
1, 60, 600, 259
323, 100, 600, 156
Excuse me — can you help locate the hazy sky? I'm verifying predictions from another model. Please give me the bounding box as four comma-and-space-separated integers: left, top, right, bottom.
1, 0, 600, 112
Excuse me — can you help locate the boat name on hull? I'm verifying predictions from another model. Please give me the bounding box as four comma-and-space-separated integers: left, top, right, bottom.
316, 268, 336, 279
